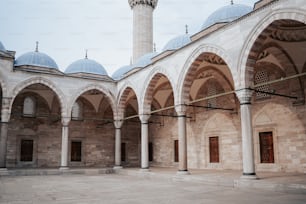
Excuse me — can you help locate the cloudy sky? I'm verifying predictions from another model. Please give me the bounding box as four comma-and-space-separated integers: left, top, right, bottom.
0, 0, 257, 76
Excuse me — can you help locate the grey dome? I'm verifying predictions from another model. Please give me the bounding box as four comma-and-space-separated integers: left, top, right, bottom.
112, 65, 133, 80
162, 34, 191, 51
0, 41, 6, 51
15, 51, 58, 69
201, 4, 252, 29
133, 52, 159, 68
65, 58, 108, 75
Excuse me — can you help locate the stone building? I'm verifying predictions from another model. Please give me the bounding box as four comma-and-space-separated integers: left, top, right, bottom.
0, 0, 305, 179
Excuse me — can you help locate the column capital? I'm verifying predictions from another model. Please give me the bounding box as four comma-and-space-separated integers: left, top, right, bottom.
128, 0, 158, 9
236, 88, 254, 105
114, 120, 124, 129
61, 117, 70, 126
139, 114, 150, 124
175, 104, 187, 116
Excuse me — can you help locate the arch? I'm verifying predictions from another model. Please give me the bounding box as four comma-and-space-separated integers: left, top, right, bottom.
238, 8, 306, 88
117, 82, 139, 120
193, 66, 234, 101
140, 67, 175, 114
9, 77, 67, 118
177, 44, 235, 105
68, 84, 116, 119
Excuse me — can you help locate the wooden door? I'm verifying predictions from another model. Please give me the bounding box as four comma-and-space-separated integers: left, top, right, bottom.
121, 142, 126, 162
259, 132, 274, 163
71, 141, 82, 162
174, 140, 179, 162
20, 139, 33, 161
209, 137, 219, 163
149, 142, 153, 162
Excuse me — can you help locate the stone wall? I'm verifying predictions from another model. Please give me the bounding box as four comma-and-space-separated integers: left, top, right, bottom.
7, 92, 62, 168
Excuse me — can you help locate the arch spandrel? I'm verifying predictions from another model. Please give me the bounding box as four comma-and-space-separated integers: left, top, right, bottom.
238, 8, 306, 89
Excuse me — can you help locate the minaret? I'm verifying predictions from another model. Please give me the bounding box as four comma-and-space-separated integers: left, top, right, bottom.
128, 0, 158, 63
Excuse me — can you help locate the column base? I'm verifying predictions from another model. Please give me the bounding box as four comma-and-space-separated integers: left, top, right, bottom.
113, 166, 123, 170
240, 173, 258, 180
139, 168, 150, 172
176, 170, 190, 175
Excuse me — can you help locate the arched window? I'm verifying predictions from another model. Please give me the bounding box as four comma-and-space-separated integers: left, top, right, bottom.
255, 70, 270, 100
71, 101, 83, 120
23, 96, 36, 117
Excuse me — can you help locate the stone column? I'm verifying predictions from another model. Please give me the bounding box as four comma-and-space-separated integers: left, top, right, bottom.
139, 114, 150, 170
175, 105, 189, 175
236, 89, 257, 179
114, 120, 123, 169
60, 118, 70, 170
0, 97, 11, 169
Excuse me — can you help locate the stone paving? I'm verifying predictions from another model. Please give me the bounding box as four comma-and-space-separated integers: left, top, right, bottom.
1, 173, 306, 204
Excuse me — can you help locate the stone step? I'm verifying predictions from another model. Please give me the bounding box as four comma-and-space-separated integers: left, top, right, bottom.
0, 168, 115, 176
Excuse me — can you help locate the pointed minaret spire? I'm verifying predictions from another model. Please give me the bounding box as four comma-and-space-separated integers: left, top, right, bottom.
185, 24, 189, 34
153, 43, 156, 52
231, 0, 234, 5
35, 41, 39, 52
85, 49, 88, 59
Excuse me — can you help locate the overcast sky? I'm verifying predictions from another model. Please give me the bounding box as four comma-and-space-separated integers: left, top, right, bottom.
0, 0, 257, 76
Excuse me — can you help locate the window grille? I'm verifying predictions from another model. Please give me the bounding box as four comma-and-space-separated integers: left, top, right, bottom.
255, 70, 270, 99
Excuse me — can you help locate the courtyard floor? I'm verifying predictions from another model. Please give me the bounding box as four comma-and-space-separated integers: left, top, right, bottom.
1, 168, 306, 204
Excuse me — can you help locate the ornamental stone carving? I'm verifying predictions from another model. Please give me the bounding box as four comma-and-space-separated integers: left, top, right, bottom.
128, 0, 158, 9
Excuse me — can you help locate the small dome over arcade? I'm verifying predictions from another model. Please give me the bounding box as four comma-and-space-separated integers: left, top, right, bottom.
201, 1, 252, 30
162, 25, 191, 52
65, 51, 108, 76
0, 41, 6, 51
112, 65, 133, 80
133, 52, 158, 68
15, 42, 58, 69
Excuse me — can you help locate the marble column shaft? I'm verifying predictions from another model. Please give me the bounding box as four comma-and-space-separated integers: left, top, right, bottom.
236, 89, 256, 176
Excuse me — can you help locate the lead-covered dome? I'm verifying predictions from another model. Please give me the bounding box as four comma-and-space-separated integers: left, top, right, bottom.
162, 34, 191, 51
0, 41, 6, 51
133, 52, 158, 68
112, 65, 133, 80
15, 50, 58, 69
201, 3, 252, 29
65, 57, 108, 76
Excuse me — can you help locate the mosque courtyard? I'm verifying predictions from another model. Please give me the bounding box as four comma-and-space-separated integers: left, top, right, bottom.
1, 169, 306, 204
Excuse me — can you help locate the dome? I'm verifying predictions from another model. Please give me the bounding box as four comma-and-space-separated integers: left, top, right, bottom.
133, 52, 158, 68
201, 3, 252, 29
112, 65, 133, 80
15, 51, 58, 69
162, 34, 191, 51
0, 41, 6, 51
65, 58, 108, 76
